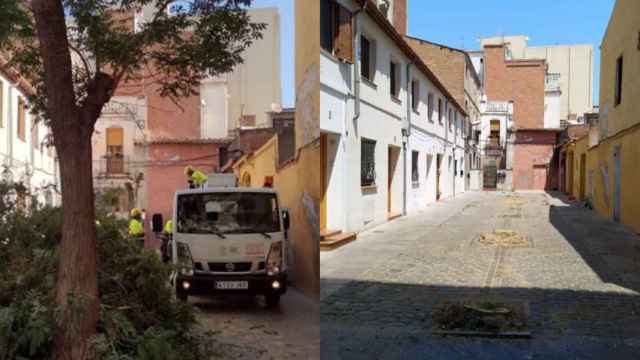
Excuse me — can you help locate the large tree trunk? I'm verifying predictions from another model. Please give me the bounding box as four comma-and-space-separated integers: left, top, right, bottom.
51, 135, 99, 360
29, 1, 101, 359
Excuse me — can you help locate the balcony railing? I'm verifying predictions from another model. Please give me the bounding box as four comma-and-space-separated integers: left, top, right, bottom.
545, 73, 561, 91
94, 155, 132, 178
485, 101, 510, 113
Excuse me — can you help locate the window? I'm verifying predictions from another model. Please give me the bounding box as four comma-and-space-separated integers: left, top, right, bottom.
390, 61, 400, 99
411, 80, 420, 112
361, 35, 371, 80
438, 98, 443, 124
106, 127, 124, 174
411, 151, 419, 184
177, 193, 280, 234
321, 0, 353, 62
17, 97, 25, 141
361, 138, 376, 186
489, 119, 500, 147
427, 93, 434, 122
448, 108, 453, 131
615, 55, 623, 106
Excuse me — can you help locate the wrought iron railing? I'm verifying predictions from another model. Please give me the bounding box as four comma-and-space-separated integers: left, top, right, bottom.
94, 155, 131, 177
485, 101, 510, 113
545, 73, 561, 91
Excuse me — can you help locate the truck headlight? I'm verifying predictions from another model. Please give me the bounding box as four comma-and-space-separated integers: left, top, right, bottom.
266, 241, 283, 276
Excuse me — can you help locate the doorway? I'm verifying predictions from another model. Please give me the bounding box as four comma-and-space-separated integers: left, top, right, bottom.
613, 146, 622, 222
567, 151, 574, 196
579, 153, 586, 200
483, 158, 497, 189
388, 146, 400, 215
436, 154, 442, 200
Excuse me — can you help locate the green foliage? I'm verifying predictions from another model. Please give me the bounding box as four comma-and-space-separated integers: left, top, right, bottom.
0, 183, 216, 359
0, 0, 265, 120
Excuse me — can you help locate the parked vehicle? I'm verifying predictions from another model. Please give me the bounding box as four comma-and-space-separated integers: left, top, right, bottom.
153, 174, 290, 308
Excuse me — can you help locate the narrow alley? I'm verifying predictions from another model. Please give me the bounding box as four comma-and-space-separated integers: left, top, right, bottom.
321, 191, 640, 359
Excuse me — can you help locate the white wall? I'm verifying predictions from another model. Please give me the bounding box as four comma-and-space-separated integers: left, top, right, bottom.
544, 89, 562, 129
321, 0, 468, 234
200, 79, 228, 138
0, 73, 59, 206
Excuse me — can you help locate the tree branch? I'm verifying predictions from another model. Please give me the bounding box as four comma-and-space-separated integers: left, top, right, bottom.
68, 43, 92, 77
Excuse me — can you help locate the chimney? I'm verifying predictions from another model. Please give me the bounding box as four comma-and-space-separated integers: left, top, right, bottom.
393, 0, 407, 35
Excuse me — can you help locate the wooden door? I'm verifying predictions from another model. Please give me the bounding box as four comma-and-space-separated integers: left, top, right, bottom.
436, 154, 442, 200
579, 154, 586, 200
613, 146, 622, 222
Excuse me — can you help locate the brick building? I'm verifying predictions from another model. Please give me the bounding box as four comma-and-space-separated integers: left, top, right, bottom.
482, 43, 559, 190
405, 36, 483, 190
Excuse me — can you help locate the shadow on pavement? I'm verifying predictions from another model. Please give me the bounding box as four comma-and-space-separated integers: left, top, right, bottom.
546, 191, 640, 294
321, 279, 640, 359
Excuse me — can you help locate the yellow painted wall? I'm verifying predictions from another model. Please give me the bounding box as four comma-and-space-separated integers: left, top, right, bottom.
235, 136, 278, 188
585, 128, 640, 234
599, 0, 640, 137
294, 0, 320, 151
567, 136, 589, 200
234, 136, 320, 298
582, 0, 640, 233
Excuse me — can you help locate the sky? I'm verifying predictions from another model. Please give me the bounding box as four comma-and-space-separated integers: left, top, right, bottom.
408, 0, 616, 106
252, 0, 294, 108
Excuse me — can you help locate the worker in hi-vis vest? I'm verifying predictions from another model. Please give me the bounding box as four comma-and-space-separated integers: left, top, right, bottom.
128, 208, 145, 238
160, 219, 173, 263
184, 165, 208, 189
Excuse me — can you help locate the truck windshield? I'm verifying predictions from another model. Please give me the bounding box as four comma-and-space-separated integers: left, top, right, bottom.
176, 192, 280, 235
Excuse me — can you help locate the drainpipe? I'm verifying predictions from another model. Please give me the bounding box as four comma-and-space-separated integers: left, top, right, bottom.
346, 6, 363, 231
403, 63, 412, 215
352, 7, 363, 122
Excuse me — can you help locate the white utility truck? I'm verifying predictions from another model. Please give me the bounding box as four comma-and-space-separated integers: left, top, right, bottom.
154, 174, 290, 307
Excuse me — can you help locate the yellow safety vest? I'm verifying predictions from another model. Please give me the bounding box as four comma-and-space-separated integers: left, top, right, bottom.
128, 219, 144, 236
190, 170, 208, 186
164, 220, 173, 235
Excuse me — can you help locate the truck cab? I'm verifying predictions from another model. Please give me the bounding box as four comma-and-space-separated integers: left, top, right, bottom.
162, 174, 289, 307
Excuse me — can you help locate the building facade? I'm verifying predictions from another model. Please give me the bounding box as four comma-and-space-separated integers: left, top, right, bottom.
92, 6, 282, 223
481, 43, 560, 191
0, 65, 59, 207
405, 36, 483, 192
480, 35, 594, 126
561, 0, 640, 233
320, 0, 467, 237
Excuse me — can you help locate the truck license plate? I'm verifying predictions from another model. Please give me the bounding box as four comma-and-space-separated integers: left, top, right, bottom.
215, 281, 248, 290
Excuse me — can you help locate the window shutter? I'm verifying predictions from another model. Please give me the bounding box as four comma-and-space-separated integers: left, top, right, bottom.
335, 4, 353, 62
106, 127, 124, 146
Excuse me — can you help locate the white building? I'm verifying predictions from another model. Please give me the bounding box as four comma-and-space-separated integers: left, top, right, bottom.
477, 98, 514, 190
200, 7, 282, 138
320, 0, 467, 236
92, 96, 148, 213
0, 69, 59, 207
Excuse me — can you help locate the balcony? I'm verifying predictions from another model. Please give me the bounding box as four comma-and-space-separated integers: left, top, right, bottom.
95, 155, 132, 178
545, 73, 561, 91
485, 101, 511, 114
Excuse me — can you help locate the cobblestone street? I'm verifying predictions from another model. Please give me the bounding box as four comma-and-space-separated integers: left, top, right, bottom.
321, 191, 640, 359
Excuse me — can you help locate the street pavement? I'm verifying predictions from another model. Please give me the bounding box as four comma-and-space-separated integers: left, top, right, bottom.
321, 191, 640, 359
194, 288, 320, 359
